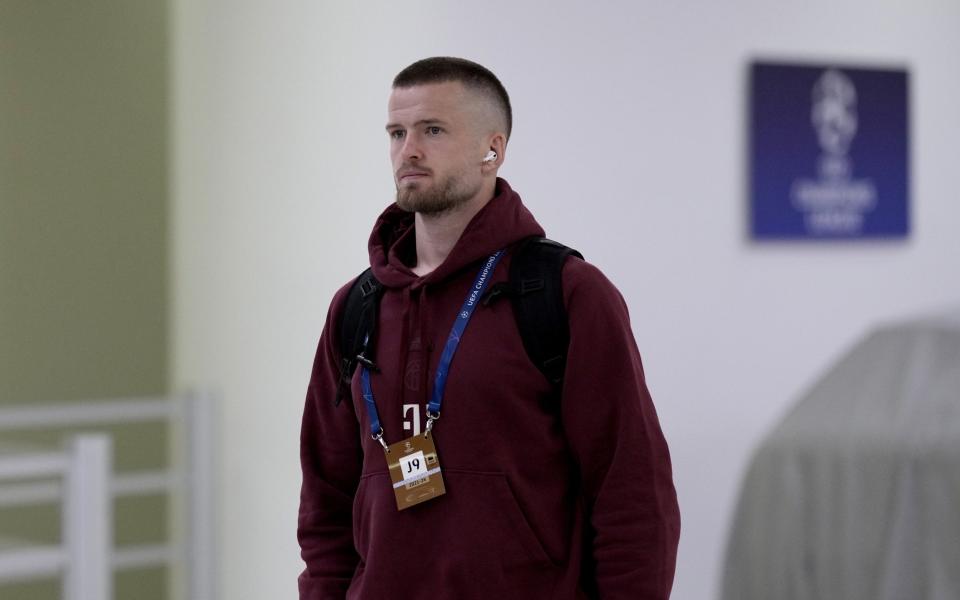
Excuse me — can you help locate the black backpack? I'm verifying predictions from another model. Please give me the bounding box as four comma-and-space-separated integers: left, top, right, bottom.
334, 236, 583, 406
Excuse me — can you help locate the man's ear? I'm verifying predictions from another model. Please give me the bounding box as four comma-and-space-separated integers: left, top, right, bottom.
482, 133, 507, 171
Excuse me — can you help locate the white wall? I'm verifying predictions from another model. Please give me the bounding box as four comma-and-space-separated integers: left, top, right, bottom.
171, 2, 960, 599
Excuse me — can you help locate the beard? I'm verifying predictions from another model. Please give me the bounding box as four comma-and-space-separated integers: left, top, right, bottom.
395, 169, 481, 216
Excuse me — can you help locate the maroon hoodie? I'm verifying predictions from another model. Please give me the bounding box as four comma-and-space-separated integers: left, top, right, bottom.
298, 179, 680, 599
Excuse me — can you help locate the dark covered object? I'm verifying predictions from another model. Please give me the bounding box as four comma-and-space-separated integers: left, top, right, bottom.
723, 311, 960, 600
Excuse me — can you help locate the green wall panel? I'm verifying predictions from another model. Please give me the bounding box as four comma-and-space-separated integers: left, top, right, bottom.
1, 1, 170, 599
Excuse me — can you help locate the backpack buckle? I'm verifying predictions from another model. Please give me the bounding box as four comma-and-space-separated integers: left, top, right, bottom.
518, 278, 544, 295
481, 282, 511, 306
356, 353, 380, 373
360, 279, 378, 298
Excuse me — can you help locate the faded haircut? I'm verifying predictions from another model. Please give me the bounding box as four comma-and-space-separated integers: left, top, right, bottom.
392, 57, 512, 139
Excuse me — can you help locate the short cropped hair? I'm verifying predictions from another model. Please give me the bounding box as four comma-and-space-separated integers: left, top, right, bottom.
393, 57, 512, 139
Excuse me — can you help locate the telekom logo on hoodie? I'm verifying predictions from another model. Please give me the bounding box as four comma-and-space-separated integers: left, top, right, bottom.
403, 403, 422, 436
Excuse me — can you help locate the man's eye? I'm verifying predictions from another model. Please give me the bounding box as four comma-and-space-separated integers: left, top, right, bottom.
390, 130, 405, 140
426, 126, 442, 135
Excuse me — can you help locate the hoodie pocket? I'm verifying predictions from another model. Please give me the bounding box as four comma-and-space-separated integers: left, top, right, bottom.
351, 468, 561, 590
351, 474, 371, 560
462, 470, 559, 569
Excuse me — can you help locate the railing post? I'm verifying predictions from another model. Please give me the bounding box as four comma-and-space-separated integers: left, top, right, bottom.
184, 391, 217, 600
62, 434, 112, 600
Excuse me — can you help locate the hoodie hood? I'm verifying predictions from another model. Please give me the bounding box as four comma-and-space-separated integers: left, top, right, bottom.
367, 178, 545, 288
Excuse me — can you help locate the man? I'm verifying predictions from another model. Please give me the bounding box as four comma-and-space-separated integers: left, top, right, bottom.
298, 57, 680, 599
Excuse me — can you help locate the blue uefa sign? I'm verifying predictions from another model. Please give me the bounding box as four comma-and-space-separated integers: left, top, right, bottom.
750, 62, 910, 240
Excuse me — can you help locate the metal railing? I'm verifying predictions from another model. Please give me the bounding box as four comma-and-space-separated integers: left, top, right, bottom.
0, 392, 216, 600
0, 435, 111, 599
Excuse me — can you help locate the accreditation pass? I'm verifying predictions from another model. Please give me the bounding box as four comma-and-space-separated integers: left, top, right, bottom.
386, 433, 446, 510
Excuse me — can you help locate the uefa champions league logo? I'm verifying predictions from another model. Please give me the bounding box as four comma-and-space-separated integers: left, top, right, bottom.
790, 69, 878, 234
812, 70, 858, 158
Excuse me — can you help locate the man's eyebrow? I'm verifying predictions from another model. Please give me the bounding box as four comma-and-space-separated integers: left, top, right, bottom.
385, 118, 449, 131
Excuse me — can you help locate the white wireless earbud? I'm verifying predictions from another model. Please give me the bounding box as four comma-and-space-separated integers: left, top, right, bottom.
483, 150, 497, 163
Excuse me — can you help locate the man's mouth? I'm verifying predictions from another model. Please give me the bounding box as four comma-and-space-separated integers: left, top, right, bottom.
397, 170, 430, 182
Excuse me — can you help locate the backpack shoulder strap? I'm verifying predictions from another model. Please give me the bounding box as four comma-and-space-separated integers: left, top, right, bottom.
334, 268, 383, 406
509, 236, 584, 386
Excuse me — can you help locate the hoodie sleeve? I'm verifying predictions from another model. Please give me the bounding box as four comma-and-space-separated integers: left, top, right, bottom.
559, 259, 680, 600
298, 282, 364, 600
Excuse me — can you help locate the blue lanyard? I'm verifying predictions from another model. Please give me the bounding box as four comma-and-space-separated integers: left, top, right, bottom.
360, 250, 504, 446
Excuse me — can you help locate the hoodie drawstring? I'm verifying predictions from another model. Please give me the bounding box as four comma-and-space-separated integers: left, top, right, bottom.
419, 285, 433, 408
392, 286, 414, 415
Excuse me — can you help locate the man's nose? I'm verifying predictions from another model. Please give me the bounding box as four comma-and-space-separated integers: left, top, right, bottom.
401, 135, 422, 161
